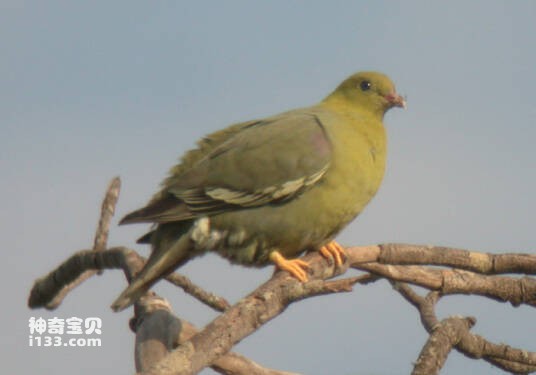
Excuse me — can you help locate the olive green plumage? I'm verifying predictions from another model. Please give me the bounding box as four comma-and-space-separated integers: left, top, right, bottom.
112, 71, 404, 311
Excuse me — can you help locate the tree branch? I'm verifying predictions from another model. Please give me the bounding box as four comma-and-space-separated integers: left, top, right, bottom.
28, 247, 230, 312
141, 251, 374, 375
413, 316, 475, 375
377, 243, 536, 275
133, 295, 297, 375
43, 177, 120, 309
394, 282, 536, 374
358, 263, 536, 307
27, 180, 536, 375
346, 244, 536, 275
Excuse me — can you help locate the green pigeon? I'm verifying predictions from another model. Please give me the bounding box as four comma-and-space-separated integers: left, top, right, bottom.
112, 71, 405, 311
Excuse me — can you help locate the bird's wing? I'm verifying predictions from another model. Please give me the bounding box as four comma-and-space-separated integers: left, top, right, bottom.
120, 110, 332, 224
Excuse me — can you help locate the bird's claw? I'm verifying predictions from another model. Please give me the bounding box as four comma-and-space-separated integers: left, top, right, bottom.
319, 241, 346, 267
270, 251, 310, 282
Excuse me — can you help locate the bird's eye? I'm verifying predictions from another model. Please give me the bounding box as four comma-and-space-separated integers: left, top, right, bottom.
360, 80, 372, 91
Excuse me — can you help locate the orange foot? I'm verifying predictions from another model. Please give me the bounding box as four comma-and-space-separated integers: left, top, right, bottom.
269, 250, 310, 282
319, 241, 346, 267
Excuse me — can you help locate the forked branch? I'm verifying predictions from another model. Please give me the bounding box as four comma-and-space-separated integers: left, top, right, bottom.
28, 178, 536, 375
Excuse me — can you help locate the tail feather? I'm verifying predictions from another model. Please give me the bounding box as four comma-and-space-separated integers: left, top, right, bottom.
119, 195, 190, 225
111, 234, 191, 312
136, 231, 154, 244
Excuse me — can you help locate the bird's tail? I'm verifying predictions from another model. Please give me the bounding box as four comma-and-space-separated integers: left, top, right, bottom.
111, 233, 191, 312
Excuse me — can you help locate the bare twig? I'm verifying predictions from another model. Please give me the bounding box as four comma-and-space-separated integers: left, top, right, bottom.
28, 247, 134, 309
412, 316, 475, 375
134, 295, 300, 375
359, 263, 536, 307
346, 244, 536, 275
28, 247, 230, 312
378, 243, 536, 275
142, 253, 376, 375
27, 181, 536, 375
165, 272, 230, 312
43, 177, 121, 309
93, 177, 121, 251
394, 283, 536, 374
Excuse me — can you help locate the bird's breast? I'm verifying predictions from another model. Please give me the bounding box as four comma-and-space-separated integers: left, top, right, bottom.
207, 112, 387, 266
321, 113, 387, 214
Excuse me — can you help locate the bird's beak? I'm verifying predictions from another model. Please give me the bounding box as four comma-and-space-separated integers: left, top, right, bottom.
385, 92, 407, 109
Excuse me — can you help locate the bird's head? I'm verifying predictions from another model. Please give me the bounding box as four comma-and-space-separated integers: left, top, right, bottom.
324, 71, 406, 118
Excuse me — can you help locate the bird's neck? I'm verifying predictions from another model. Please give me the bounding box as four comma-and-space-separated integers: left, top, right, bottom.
320, 96, 385, 122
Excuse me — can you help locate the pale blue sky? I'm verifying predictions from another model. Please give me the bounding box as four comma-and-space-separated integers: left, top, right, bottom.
3, 1, 535, 374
